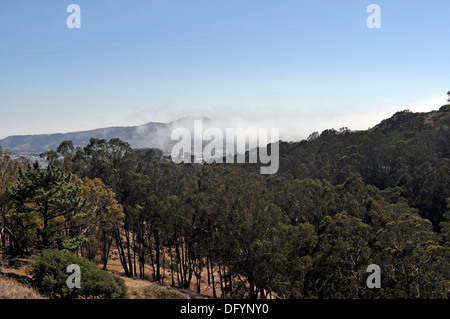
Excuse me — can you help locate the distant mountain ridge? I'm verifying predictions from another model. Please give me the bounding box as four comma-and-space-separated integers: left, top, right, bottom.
0, 117, 215, 156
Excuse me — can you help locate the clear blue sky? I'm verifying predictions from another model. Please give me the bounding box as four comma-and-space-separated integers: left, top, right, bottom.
0, 0, 449, 139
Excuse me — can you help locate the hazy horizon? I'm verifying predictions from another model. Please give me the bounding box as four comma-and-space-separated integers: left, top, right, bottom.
0, 94, 447, 143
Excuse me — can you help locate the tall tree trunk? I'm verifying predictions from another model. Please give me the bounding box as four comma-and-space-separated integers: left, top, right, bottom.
115, 230, 131, 277
210, 257, 217, 298
161, 246, 166, 282
132, 232, 137, 277
206, 256, 211, 286
154, 231, 161, 282
170, 247, 175, 286
176, 241, 183, 288
42, 208, 49, 249
124, 227, 134, 277
218, 264, 225, 298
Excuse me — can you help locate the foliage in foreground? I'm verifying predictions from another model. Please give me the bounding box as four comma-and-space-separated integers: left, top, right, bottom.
28, 249, 128, 299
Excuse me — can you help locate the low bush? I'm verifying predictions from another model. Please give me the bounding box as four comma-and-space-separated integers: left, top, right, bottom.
28, 249, 128, 299
143, 286, 187, 299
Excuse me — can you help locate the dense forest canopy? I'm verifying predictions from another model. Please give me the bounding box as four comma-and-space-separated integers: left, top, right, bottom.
0, 105, 449, 299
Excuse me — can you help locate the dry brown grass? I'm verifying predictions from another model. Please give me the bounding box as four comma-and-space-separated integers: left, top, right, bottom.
0, 276, 45, 299
100, 256, 210, 299
125, 277, 190, 299
0, 253, 45, 299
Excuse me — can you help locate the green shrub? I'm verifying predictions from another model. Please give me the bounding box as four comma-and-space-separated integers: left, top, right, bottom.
28, 249, 128, 299
143, 286, 187, 299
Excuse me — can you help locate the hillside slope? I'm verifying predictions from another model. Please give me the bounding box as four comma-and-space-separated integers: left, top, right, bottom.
249, 105, 450, 228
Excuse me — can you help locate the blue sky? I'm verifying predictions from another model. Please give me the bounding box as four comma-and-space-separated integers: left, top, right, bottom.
0, 0, 449, 140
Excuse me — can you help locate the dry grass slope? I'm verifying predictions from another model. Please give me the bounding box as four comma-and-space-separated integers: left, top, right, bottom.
0, 254, 204, 300
0, 266, 187, 300
0, 276, 45, 299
